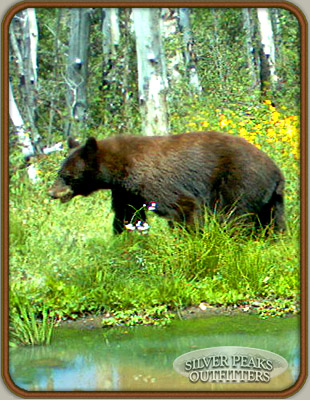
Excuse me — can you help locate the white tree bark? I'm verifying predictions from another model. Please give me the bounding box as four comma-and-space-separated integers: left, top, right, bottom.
9, 82, 35, 159
102, 8, 120, 59
132, 8, 168, 136
210, 8, 224, 90
178, 8, 201, 92
66, 8, 91, 136
27, 8, 38, 84
101, 8, 121, 109
9, 81, 39, 183
160, 8, 183, 83
9, 9, 40, 144
257, 8, 278, 93
242, 8, 258, 87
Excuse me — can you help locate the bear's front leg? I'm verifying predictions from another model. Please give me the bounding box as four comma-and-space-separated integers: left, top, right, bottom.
113, 205, 147, 234
112, 212, 127, 234
111, 190, 146, 234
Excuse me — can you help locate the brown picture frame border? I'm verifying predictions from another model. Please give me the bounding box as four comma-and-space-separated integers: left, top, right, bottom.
1, 1, 308, 398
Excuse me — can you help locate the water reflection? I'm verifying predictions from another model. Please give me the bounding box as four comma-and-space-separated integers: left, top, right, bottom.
9, 314, 300, 392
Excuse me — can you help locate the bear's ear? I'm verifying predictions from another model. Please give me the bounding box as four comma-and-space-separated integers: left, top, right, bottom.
82, 137, 98, 159
68, 136, 80, 149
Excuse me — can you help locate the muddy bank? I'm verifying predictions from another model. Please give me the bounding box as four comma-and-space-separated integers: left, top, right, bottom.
59, 299, 298, 330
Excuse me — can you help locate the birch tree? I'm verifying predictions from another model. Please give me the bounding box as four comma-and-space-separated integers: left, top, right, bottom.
242, 8, 258, 88
9, 82, 36, 159
101, 8, 121, 111
160, 8, 183, 85
210, 8, 224, 91
120, 8, 138, 131
65, 8, 91, 137
177, 8, 201, 92
132, 8, 169, 136
9, 8, 40, 146
102, 8, 120, 60
46, 8, 63, 139
257, 8, 277, 97
9, 84, 38, 183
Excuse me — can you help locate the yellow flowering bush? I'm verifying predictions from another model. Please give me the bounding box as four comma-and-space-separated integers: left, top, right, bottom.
170, 99, 300, 217
171, 100, 300, 170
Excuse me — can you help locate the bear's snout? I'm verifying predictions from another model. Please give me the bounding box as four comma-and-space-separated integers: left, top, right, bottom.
49, 184, 74, 203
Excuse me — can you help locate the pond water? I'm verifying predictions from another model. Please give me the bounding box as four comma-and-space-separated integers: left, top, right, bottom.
9, 314, 300, 392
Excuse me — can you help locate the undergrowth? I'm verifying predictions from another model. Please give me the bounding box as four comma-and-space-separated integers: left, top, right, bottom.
8, 99, 300, 345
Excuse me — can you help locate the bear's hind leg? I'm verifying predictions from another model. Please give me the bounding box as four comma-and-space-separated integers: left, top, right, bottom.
257, 180, 286, 234
269, 188, 286, 234
173, 195, 204, 233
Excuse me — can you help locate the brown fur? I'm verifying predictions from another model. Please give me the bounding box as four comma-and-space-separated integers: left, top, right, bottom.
49, 131, 285, 234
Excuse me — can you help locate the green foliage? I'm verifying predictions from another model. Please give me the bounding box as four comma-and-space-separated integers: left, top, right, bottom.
10, 291, 55, 346
274, 9, 301, 106
192, 8, 252, 103
190, 8, 300, 107
102, 305, 174, 327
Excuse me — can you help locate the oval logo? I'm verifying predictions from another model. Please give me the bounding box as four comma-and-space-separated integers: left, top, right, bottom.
173, 346, 288, 384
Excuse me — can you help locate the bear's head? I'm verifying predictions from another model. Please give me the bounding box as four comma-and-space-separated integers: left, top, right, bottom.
49, 137, 99, 203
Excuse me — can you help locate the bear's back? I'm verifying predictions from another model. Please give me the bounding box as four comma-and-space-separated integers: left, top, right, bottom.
96, 131, 283, 207
97, 131, 280, 180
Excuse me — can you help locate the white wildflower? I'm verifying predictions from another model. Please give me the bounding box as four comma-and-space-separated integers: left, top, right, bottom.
136, 221, 150, 234
147, 202, 157, 211
124, 221, 150, 234
124, 223, 136, 231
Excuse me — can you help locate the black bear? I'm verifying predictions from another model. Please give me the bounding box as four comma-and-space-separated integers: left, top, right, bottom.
49, 131, 285, 234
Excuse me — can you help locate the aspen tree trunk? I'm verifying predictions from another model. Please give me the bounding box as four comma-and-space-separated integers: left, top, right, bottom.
9, 82, 35, 159
132, 8, 169, 136
270, 8, 282, 68
9, 81, 39, 183
9, 9, 40, 147
121, 8, 137, 132
160, 8, 183, 84
178, 8, 201, 92
9, 10, 63, 182
101, 8, 121, 110
48, 8, 62, 138
242, 8, 258, 88
257, 8, 277, 98
27, 8, 38, 83
210, 8, 224, 90
102, 8, 120, 60
65, 8, 91, 137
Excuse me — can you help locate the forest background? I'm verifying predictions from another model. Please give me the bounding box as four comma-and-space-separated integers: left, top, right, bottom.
7, 6, 301, 344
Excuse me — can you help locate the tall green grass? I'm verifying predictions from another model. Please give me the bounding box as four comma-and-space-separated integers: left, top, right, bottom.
9, 292, 55, 346
9, 168, 299, 328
